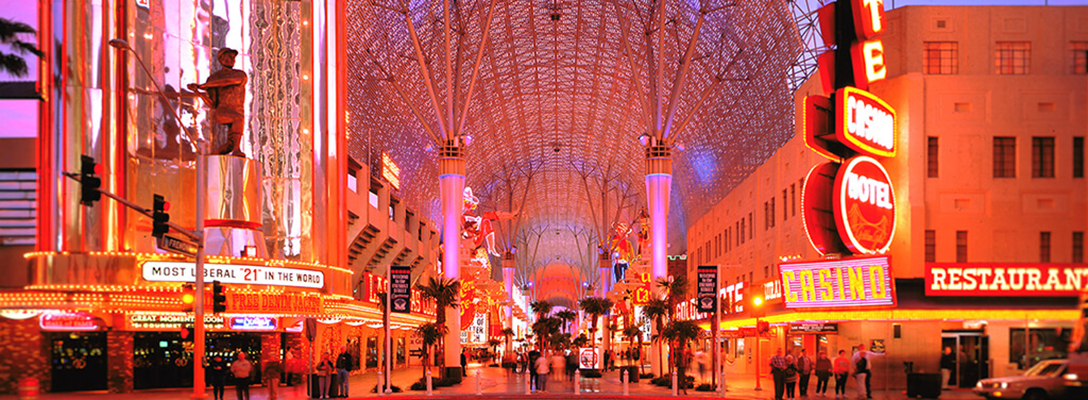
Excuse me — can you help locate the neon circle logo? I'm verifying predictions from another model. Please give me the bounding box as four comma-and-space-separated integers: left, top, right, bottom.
833, 156, 895, 254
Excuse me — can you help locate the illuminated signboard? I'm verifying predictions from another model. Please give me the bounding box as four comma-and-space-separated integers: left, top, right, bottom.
833, 156, 896, 255
631, 271, 652, 305
763, 279, 783, 303
142, 261, 324, 289
835, 87, 896, 158
802, 163, 848, 256
850, 0, 884, 39
364, 272, 435, 315
128, 313, 226, 330
40, 312, 98, 331
381, 152, 400, 190
926, 263, 1088, 297
226, 292, 324, 314
579, 347, 601, 369
696, 265, 718, 313
779, 256, 895, 309
230, 316, 278, 331
852, 39, 886, 87
720, 281, 744, 314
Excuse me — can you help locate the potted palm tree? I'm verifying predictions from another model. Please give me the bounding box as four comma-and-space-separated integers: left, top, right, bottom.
410, 322, 447, 390
661, 320, 701, 394
415, 277, 460, 380
641, 298, 668, 377
578, 297, 614, 372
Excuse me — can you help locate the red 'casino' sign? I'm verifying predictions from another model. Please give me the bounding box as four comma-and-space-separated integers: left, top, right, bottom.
834, 156, 896, 255
835, 87, 896, 158
780, 256, 895, 309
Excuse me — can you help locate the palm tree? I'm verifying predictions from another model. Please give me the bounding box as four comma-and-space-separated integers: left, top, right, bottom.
415, 276, 460, 372
530, 300, 553, 320
531, 317, 561, 352
579, 296, 614, 369
415, 322, 447, 381
572, 334, 589, 348
555, 309, 577, 333
661, 320, 702, 394
623, 324, 646, 375
0, 18, 42, 78
501, 328, 515, 354
641, 298, 668, 375
656, 274, 690, 315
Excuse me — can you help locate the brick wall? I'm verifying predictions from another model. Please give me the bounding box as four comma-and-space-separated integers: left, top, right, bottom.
107, 331, 134, 393
0, 318, 49, 394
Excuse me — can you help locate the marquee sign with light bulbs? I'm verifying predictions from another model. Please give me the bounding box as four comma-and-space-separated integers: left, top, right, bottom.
800, 0, 897, 258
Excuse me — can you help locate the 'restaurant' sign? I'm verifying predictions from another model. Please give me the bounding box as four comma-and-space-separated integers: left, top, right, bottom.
142, 261, 324, 289
834, 156, 895, 255
779, 256, 894, 309
926, 263, 1088, 296
836, 87, 896, 158
697, 265, 718, 313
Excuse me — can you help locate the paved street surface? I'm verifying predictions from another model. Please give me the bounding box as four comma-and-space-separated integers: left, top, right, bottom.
2, 363, 982, 400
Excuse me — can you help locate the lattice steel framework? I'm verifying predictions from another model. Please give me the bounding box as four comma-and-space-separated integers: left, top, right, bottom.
344, 0, 812, 266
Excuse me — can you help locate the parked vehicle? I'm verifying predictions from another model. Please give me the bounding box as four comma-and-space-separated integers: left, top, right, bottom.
974, 359, 1067, 400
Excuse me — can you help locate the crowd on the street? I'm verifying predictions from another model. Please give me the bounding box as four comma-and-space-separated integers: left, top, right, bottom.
769, 344, 883, 400
204, 346, 355, 400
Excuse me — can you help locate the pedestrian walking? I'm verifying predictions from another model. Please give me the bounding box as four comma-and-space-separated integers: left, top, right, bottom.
833, 350, 850, 398
551, 351, 566, 382
208, 356, 228, 400
770, 348, 788, 400
853, 349, 870, 399
461, 349, 468, 377
230, 352, 253, 400
852, 344, 883, 399
534, 352, 551, 392
785, 352, 798, 399
566, 350, 578, 381
263, 359, 283, 400
316, 352, 334, 399
815, 350, 832, 396
940, 346, 955, 389
797, 348, 814, 397
335, 346, 353, 397
528, 350, 540, 390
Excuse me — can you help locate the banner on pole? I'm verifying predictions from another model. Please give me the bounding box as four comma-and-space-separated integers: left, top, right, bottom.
697, 265, 718, 313
391, 266, 411, 313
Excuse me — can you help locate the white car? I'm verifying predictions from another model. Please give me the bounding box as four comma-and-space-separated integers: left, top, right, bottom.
974, 360, 1068, 400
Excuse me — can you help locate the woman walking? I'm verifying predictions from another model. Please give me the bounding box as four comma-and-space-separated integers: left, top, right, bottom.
785, 353, 798, 399
833, 350, 850, 398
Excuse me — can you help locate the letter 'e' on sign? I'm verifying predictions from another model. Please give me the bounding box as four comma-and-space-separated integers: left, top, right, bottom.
835, 87, 897, 158
833, 156, 896, 255
852, 39, 887, 87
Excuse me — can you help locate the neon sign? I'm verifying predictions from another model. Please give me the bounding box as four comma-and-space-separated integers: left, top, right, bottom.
926, 264, 1088, 296
40, 312, 98, 331
834, 156, 895, 255
230, 316, 278, 331
631, 271, 652, 305
142, 261, 325, 289
836, 87, 896, 158
381, 152, 400, 190
779, 256, 895, 309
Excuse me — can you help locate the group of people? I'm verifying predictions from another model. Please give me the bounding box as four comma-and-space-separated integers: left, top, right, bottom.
205, 346, 355, 400
770, 344, 881, 400
513, 349, 582, 392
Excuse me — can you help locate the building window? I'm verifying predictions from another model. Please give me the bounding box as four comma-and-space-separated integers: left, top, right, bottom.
1041, 232, 1051, 263
749, 213, 754, 239
726, 228, 731, 253
1075, 137, 1084, 178
764, 265, 769, 279
1072, 42, 1088, 74
956, 231, 967, 263
924, 42, 958, 74
739, 221, 745, 245
769, 197, 776, 228
791, 184, 797, 216
1032, 137, 1055, 178
993, 137, 1016, 178
1074, 232, 1084, 263
927, 137, 939, 178
1010, 328, 1070, 369
995, 42, 1030, 75
763, 202, 769, 230
925, 230, 936, 263
782, 189, 788, 221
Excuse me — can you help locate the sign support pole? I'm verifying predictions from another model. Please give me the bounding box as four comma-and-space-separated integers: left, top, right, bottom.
713, 264, 721, 391
385, 266, 393, 394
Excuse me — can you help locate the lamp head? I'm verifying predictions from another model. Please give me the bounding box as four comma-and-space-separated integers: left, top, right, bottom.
108, 39, 130, 50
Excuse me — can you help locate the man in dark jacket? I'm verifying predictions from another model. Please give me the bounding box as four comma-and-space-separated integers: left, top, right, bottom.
335, 346, 352, 398
208, 356, 228, 400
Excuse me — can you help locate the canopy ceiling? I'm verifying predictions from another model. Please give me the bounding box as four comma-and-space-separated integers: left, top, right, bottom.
345, 0, 820, 279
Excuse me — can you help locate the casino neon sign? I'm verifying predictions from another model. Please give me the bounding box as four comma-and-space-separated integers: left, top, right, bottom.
834, 156, 896, 255
780, 256, 895, 309
836, 87, 896, 158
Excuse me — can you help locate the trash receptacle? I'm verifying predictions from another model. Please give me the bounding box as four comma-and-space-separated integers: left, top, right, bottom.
622, 366, 639, 383
906, 373, 941, 399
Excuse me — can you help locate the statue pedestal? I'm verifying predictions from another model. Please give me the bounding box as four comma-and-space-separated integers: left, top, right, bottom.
203, 155, 265, 258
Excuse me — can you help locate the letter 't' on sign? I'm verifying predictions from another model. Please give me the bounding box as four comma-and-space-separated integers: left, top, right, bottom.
851, 0, 885, 40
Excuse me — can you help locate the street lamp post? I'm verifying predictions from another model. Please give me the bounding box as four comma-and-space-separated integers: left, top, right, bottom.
108, 38, 209, 399
752, 296, 764, 392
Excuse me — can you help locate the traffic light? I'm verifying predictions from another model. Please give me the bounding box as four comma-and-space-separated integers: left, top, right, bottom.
79, 156, 102, 206
180, 326, 194, 341
152, 194, 170, 239
212, 281, 227, 313
181, 283, 195, 313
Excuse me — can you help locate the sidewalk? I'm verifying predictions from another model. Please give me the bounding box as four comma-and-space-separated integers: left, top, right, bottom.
0, 364, 984, 400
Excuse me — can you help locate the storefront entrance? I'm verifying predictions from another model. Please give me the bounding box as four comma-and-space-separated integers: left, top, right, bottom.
50, 332, 108, 392
134, 332, 263, 389
942, 332, 989, 388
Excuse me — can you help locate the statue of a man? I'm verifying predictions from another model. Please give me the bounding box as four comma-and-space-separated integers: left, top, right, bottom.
188, 48, 248, 156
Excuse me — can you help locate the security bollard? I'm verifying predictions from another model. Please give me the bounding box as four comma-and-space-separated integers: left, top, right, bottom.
377, 370, 384, 397
622, 369, 629, 396
525, 369, 532, 394
671, 370, 678, 396
476, 369, 482, 395
574, 369, 581, 394
720, 369, 727, 396
426, 369, 433, 396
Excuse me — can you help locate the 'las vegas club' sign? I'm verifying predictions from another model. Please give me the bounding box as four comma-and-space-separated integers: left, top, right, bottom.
801, 0, 897, 257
